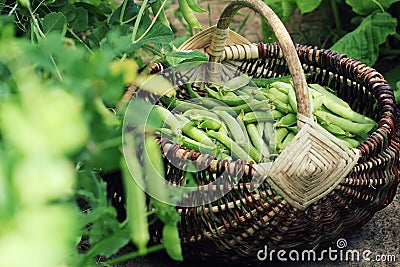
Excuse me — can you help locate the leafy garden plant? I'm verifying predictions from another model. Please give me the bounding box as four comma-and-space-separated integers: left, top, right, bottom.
262, 0, 400, 100
0, 0, 398, 266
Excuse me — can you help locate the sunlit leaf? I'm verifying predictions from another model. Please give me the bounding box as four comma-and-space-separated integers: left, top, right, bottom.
295, 0, 323, 13
42, 12, 67, 36
345, 0, 400, 15
330, 12, 397, 66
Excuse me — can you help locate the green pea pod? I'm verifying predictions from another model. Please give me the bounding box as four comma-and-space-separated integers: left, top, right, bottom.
214, 110, 248, 146
336, 136, 361, 148
281, 131, 295, 150
313, 94, 324, 111
178, 0, 202, 29
143, 135, 169, 203
186, 0, 206, 12
239, 86, 268, 101
160, 96, 208, 111
163, 223, 183, 261
263, 122, 275, 141
197, 119, 221, 130
213, 100, 271, 115
224, 74, 251, 91
251, 76, 292, 87
236, 111, 251, 147
268, 86, 289, 102
270, 81, 293, 95
120, 147, 149, 255
275, 113, 297, 127
309, 84, 349, 108
320, 94, 376, 125
243, 110, 283, 124
319, 122, 353, 137
185, 83, 201, 98
256, 122, 265, 138
153, 105, 182, 135
265, 95, 293, 113
159, 128, 218, 156
207, 130, 255, 162
270, 127, 289, 152
206, 86, 252, 106
314, 110, 376, 135
246, 123, 270, 160
183, 109, 219, 121
288, 86, 298, 113
175, 114, 215, 147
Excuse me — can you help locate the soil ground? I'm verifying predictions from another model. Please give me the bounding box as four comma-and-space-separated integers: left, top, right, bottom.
113, 1, 400, 266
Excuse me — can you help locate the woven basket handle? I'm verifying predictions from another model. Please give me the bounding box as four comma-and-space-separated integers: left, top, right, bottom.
208, 0, 312, 119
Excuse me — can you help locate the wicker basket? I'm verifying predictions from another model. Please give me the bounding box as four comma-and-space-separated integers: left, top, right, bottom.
130, 0, 400, 261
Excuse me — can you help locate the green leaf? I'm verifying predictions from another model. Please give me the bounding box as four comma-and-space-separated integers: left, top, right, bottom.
132, 18, 174, 48
345, 0, 400, 15
295, 0, 323, 13
69, 7, 89, 32
395, 81, 400, 104
383, 64, 400, 89
165, 50, 207, 66
261, 0, 296, 41
109, 0, 141, 26
42, 12, 67, 36
125, 98, 163, 129
263, 0, 296, 21
330, 12, 397, 66
80, 225, 130, 265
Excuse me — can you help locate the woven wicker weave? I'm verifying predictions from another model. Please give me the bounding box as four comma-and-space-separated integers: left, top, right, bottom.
132, 0, 400, 262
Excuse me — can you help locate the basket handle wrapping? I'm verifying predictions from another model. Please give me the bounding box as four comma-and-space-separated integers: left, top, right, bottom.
208, 0, 312, 120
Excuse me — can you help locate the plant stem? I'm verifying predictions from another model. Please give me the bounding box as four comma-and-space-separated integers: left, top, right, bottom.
142, 43, 164, 58
330, 0, 342, 33
67, 28, 93, 53
372, 0, 385, 12
119, 0, 129, 25
28, 6, 63, 81
134, 0, 168, 44
132, 0, 149, 43
99, 244, 165, 266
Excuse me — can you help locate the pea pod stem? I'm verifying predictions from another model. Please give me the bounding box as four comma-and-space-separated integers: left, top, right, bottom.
224, 74, 251, 91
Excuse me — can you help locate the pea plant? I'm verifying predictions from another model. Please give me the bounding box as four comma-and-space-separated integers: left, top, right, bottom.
0, 0, 204, 266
